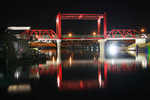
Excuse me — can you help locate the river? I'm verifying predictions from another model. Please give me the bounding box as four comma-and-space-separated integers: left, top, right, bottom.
0, 48, 150, 100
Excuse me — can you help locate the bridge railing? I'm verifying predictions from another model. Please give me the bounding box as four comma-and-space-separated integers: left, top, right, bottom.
106, 34, 142, 38
61, 34, 103, 38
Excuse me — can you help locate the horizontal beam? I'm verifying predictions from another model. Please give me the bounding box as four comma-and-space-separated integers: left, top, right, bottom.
62, 37, 102, 40
60, 13, 104, 20
106, 38, 143, 40
60, 13, 104, 16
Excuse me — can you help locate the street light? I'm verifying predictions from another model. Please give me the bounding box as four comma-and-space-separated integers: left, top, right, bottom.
68, 33, 72, 37
35, 35, 38, 40
141, 28, 147, 38
141, 28, 145, 33
93, 32, 96, 36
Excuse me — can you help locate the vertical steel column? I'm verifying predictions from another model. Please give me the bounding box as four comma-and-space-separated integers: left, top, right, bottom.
134, 30, 135, 38
103, 12, 107, 39
39, 30, 41, 38
56, 13, 61, 39
26, 30, 30, 39
97, 18, 101, 36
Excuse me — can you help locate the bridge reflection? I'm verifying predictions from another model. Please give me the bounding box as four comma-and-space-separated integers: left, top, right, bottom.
30, 49, 148, 91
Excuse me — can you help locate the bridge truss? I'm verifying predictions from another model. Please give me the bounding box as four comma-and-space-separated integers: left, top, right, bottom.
20, 29, 58, 40
107, 29, 142, 39
19, 13, 143, 40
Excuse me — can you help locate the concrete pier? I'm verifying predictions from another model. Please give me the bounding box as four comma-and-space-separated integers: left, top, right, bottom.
128, 39, 146, 51
98, 39, 106, 62
57, 39, 61, 64
98, 39, 106, 52
135, 39, 146, 44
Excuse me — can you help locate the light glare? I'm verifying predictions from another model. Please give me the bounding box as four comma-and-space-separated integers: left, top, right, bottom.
109, 45, 118, 55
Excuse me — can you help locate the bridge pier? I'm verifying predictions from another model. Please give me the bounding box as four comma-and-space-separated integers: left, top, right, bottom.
135, 39, 146, 46
98, 39, 106, 62
135, 53, 147, 69
135, 39, 146, 54
98, 39, 106, 52
57, 39, 61, 64
128, 38, 146, 52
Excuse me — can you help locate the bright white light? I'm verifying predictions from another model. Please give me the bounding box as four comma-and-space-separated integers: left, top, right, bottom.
141, 34, 147, 38
109, 45, 118, 55
142, 59, 147, 69
56, 18, 59, 23
129, 47, 135, 50
111, 59, 114, 65
7, 26, 31, 30
98, 73, 101, 88
49, 51, 52, 57
14, 67, 22, 79
57, 76, 60, 87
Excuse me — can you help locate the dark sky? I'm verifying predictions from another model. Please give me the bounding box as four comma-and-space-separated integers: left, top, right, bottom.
0, 0, 150, 34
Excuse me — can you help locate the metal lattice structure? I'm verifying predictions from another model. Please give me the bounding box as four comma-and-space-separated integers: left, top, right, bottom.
107, 29, 142, 39
20, 29, 58, 39
20, 13, 144, 40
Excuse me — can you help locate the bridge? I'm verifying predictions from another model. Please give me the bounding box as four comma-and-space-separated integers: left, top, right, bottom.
20, 29, 142, 40
20, 13, 143, 40
19, 13, 146, 55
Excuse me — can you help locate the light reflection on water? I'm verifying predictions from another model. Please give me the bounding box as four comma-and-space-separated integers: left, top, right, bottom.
1, 49, 150, 99
31, 49, 149, 91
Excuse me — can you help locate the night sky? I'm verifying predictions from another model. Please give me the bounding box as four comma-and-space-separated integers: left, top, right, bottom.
0, 0, 150, 35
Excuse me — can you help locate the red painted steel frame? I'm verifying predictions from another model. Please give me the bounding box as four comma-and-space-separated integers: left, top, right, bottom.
20, 29, 58, 39
107, 29, 141, 38
56, 13, 107, 39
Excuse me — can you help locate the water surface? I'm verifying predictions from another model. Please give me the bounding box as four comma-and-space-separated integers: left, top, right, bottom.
0, 49, 150, 100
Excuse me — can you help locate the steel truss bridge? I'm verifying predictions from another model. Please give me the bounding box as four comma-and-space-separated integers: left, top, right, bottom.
20, 29, 142, 41
20, 13, 143, 41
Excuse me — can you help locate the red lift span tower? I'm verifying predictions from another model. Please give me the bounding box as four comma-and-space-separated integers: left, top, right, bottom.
56, 13, 107, 39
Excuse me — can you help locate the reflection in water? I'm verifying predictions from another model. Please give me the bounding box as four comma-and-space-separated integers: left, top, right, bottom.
1, 48, 150, 99
57, 63, 105, 91
8, 84, 31, 93
98, 67, 102, 88
52, 56, 55, 65
69, 56, 72, 67
57, 63, 62, 91
14, 67, 22, 79
142, 59, 147, 68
